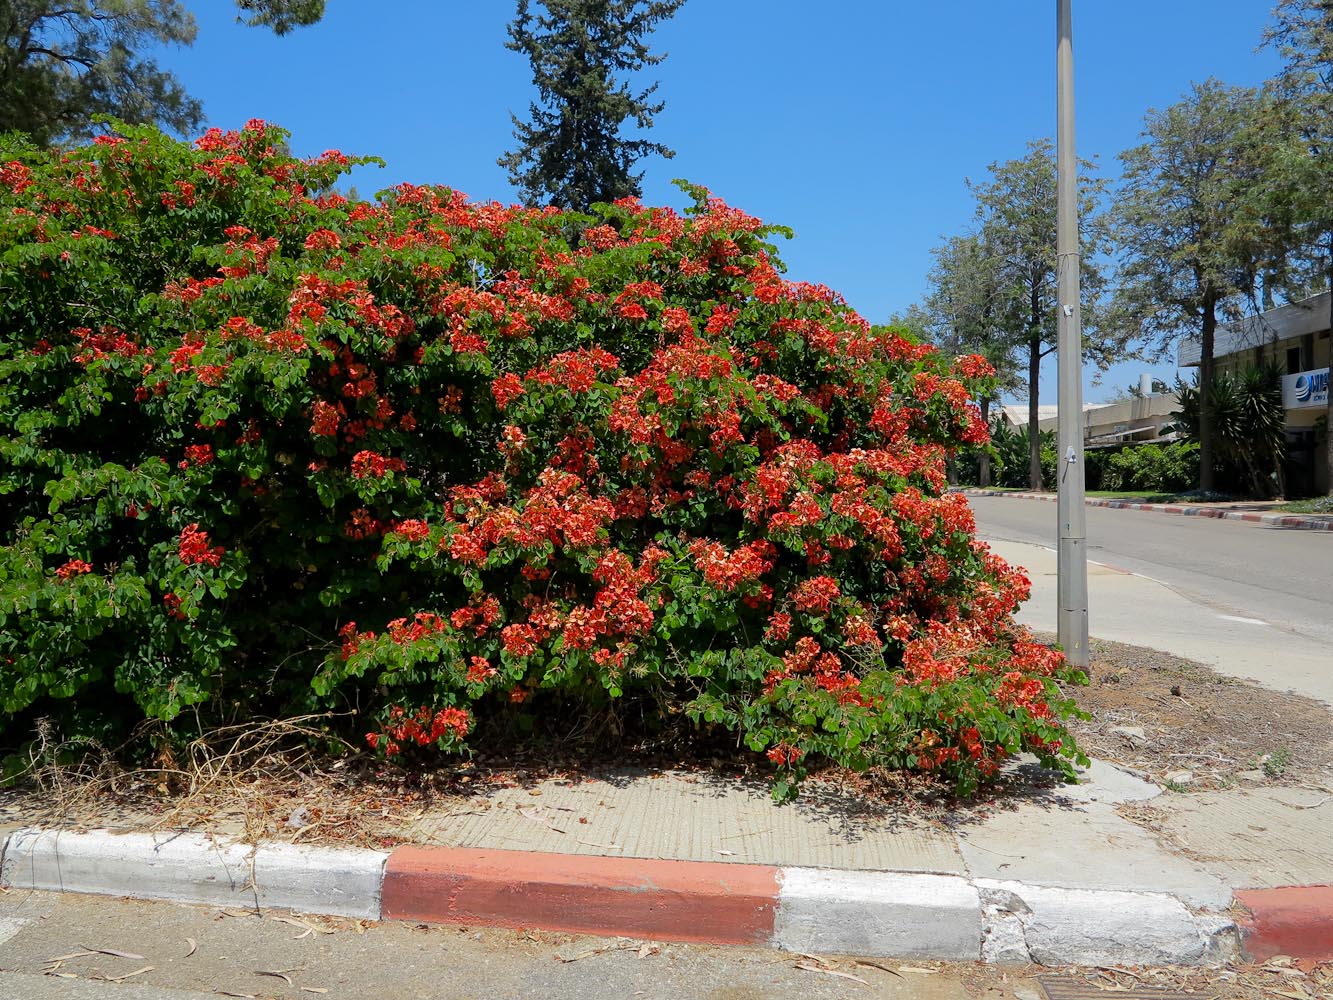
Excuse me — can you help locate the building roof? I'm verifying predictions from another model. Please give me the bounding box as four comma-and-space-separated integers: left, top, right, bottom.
999, 404, 1059, 427
1178, 291, 1330, 367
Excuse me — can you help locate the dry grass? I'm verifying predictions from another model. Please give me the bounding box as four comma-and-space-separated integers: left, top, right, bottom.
1, 713, 420, 848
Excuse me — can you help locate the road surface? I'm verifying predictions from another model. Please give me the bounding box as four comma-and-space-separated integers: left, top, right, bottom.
0, 890, 979, 1000
968, 494, 1333, 705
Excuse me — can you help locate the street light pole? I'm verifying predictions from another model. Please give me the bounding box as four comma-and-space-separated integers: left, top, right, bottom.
1056, 0, 1089, 667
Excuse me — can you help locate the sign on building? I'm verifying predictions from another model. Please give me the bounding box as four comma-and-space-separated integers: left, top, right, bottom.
1282, 368, 1330, 410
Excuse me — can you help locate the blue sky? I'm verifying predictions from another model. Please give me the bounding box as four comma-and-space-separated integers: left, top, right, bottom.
159, 1, 1285, 404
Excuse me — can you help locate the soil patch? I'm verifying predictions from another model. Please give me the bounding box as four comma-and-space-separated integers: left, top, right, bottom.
1064, 635, 1333, 792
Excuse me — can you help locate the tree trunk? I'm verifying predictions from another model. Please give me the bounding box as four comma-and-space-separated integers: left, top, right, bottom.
1198, 296, 1217, 494
978, 397, 992, 488
1028, 335, 1042, 490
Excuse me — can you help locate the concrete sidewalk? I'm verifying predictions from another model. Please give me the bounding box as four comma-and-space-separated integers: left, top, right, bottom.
0, 761, 1238, 964
3, 542, 1331, 968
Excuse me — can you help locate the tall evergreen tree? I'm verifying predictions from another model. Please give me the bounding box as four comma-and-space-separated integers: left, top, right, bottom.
0, 1, 325, 146
965, 140, 1116, 490
233, 0, 324, 35
1112, 80, 1269, 493
499, 0, 685, 211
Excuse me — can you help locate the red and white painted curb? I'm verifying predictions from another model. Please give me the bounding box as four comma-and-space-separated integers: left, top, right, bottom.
1234, 885, 1333, 963
0, 827, 1276, 966
961, 489, 1333, 531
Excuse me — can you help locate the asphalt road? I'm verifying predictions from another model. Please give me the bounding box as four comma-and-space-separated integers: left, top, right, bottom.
969, 494, 1333, 650
0, 890, 980, 1000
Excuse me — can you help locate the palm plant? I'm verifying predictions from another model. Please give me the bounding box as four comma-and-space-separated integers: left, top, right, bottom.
1173, 366, 1287, 497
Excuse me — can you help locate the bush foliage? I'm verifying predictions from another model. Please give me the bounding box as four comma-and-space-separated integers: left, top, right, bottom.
1099, 442, 1199, 494
0, 122, 1085, 796
965, 421, 1198, 496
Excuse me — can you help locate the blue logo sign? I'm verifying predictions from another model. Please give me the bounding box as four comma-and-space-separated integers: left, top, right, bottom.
1285, 369, 1329, 408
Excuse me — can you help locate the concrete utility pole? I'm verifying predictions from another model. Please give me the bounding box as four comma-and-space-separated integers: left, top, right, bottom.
1056, 0, 1089, 667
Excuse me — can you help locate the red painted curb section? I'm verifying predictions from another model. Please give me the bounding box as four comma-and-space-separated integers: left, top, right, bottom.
1234, 885, 1333, 962
381, 846, 780, 944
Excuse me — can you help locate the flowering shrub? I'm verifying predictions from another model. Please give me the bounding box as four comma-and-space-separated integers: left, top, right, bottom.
0, 122, 1085, 796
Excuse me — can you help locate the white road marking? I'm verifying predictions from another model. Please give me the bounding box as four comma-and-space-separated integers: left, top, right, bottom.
1217, 614, 1270, 627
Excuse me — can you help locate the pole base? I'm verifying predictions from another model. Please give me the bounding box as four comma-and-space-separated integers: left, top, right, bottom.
1057, 607, 1089, 668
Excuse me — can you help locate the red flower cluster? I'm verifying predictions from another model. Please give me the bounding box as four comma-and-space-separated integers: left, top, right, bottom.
350, 450, 406, 478
449, 595, 501, 635
180, 443, 214, 468
491, 372, 524, 409
367, 704, 471, 756
766, 743, 805, 766
387, 612, 448, 645
791, 575, 841, 614
71, 325, 141, 364
390, 519, 430, 541
688, 538, 775, 592
178, 524, 224, 567
55, 559, 92, 579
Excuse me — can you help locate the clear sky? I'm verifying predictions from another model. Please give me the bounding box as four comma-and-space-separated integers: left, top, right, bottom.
157, 1, 1285, 404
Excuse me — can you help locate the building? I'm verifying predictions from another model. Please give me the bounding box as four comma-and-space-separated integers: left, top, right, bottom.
998, 404, 1058, 431
1177, 291, 1331, 494
1034, 383, 1179, 449
1006, 377, 1180, 449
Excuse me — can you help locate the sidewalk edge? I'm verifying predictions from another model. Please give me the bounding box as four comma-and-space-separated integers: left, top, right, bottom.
2, 828, 1293, 965
1234, 884, 1333, 962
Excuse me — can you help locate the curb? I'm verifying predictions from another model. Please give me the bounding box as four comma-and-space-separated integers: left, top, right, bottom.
960, 489, 1333, 531
381, 846, 779, 945
0, 828, 387, 919
0, 827, 1263, 966
1235, 885, 1333, 962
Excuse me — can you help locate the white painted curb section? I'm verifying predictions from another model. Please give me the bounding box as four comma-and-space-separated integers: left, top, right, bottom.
977, 879, 1236, 967
774, 868, 982, 960
772, 869, 1237, 965
1, 828, 388, 920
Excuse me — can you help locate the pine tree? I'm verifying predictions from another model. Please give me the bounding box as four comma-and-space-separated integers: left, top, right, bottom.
922, 233, 1019, 488
499, 0, 685, 211
0, 1, 325, 147
233, 0, 324, 35
1111, 80, 1269, 493
963, 140, 1116, 490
